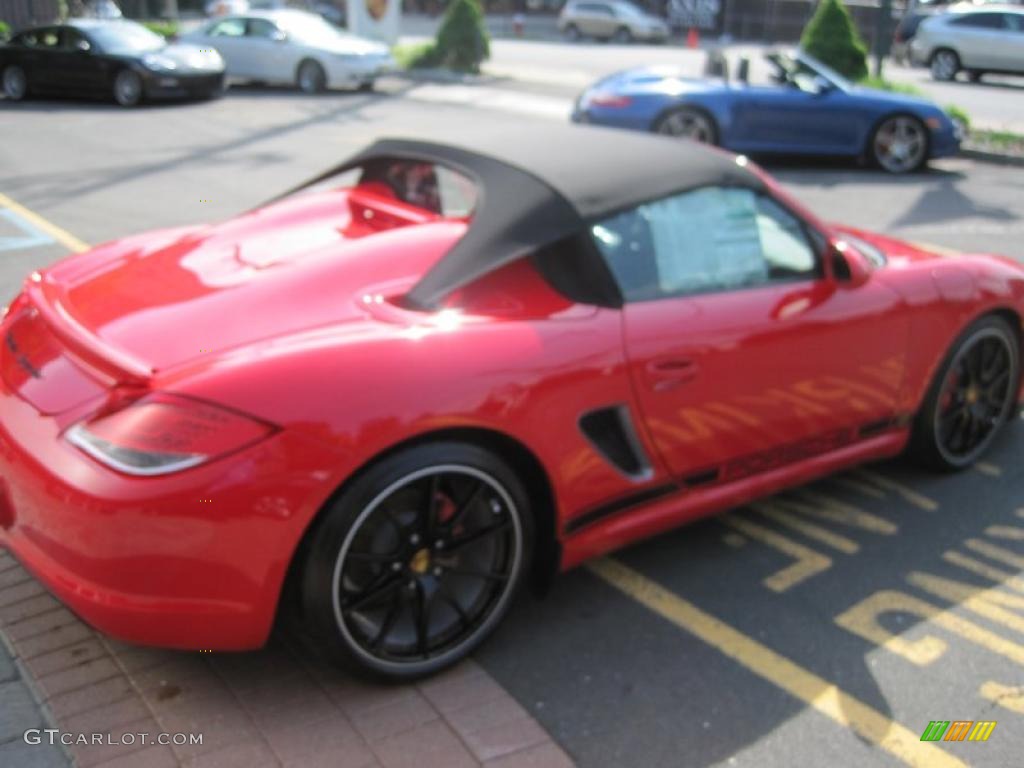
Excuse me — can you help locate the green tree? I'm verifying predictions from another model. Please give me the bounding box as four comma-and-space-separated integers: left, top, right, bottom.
433, 0, 490, 74
800, 0, 869, 82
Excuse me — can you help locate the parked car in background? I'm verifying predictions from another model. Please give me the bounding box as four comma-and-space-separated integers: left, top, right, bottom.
181, 9, 393, 93
891, 9, 937, 65
83, 0, 124, 18
572, 50, 961, 173
0, 19, 226, 106
558, 0, 670, 43
911, 4, 1024, 81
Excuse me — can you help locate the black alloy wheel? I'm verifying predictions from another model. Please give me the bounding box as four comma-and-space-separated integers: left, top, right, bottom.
911, 316, 1019, 470
301, 443, 532, 680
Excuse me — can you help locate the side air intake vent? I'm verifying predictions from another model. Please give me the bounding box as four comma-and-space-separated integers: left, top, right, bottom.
578, 405, 653, 480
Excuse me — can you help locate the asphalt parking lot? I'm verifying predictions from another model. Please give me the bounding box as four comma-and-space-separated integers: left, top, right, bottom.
2, 81, 1024, 768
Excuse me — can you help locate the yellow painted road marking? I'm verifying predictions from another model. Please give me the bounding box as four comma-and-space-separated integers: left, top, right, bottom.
980, 681, 1024, 714
966, 539, 1024, 570
975, 462, 1002, 478
943, 550, 1024, 593
721, 513, 832, 592
754, 502, 860, 554
1018, 508, 1024, 520
792, 490, 898, 535
830, 475, 886, 499
835, 589, 1024, 667
587, 559, 966, 768
854, 470, 939, 512
0, 192, 89, 254
985, 525, 1024, 541
908, 571, 1024, 636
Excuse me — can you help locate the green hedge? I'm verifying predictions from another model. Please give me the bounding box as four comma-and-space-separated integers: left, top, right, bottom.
800, 0, 868, 82
0, 21, 10, 41
143, 20, 180, 39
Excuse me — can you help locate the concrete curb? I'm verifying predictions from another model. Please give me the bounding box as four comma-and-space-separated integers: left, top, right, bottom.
960, 146, 1024, 168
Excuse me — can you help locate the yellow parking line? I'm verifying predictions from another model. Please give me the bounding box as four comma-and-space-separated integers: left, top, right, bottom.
587, 558, 966, 768
0, 192, 89, 254
965, 539, 1024, 570
985, 525, 1024, 541
980, 681, 1024, 714
975, 462, 1002, 478
721, 513, 832, 592
754, 503, 860, 554
854, 471, 938, 512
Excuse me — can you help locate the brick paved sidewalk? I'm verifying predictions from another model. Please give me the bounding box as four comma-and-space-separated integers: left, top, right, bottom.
0, 549, 574, 768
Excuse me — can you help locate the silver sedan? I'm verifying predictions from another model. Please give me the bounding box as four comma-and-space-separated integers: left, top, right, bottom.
181, 9, 394, 93
911, 5, 1024, 82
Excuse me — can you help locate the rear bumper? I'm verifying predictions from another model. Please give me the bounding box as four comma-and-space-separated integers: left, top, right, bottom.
0, 343, 341, 649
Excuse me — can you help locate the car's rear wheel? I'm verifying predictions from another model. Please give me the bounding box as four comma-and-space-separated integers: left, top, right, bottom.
654, 106, 718, 145
870, 115, 928, 174
564, 23, 581, 41
930, 49, 960, 82
113, 70, 143, 107
301, 442, 533, 680
612, 26, 632, 43
297, 60, 327, 94
2, 65, 28, 101
910, 315, 1020, 471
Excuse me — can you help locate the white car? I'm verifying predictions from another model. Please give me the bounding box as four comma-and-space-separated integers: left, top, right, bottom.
182, 9, 393, 92
911, 4, 1024, 81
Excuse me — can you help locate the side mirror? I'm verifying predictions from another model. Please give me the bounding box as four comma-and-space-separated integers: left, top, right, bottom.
830, 241, 872, 288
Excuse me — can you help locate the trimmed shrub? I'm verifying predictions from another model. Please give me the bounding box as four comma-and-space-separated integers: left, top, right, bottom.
0, 21, 9, 41
433, 0, 490, 74
800, 0, 868, 82
143, 21, 180, 39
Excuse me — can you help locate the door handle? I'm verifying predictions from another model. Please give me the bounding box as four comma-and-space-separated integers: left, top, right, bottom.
646, 358, 699, 390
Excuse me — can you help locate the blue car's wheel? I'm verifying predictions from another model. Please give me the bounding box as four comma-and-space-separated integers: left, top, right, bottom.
870, 115, 928, 174
654, 107, 718, 145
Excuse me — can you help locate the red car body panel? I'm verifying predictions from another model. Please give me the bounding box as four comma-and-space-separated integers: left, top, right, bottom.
1, 166, 1022, 651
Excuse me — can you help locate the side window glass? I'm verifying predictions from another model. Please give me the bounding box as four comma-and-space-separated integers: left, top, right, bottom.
210, 18, 246, 37
592, 187, 819, 302
37, 28, 61, 48
754, 195, 817, 278
247, 19, 279, 39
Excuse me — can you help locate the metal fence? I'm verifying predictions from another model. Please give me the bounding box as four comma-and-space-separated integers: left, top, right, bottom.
0, 0, 61, 31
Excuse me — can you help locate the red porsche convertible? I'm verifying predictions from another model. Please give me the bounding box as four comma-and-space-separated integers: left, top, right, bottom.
1, 125, 1021, 679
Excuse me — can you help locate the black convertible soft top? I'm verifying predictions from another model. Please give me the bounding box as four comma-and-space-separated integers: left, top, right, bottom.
287, 124, 765, 309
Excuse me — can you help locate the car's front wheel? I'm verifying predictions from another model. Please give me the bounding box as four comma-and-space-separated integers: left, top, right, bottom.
612, 26, 633, 43
2, 65, 28, 101
301, 442, 533, 680
297, 60, 327, 93
910, 315, 1020, 471
869, 115, 928, 174
930, 49, 960, 82
564, 23, 582, 41
113, 70, 143, 107
654, 106, 718, 145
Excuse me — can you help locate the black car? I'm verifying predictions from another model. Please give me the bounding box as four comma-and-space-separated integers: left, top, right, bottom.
0, 19, 227, 107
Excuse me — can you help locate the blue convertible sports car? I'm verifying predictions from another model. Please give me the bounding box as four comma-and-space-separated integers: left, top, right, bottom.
571, 51, 962, 174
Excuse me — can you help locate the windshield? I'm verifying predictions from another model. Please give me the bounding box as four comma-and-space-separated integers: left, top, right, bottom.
614, 2, 648, 18
87, 21, 165, 53
277, 14, 346, 44
795, 51, 852, 90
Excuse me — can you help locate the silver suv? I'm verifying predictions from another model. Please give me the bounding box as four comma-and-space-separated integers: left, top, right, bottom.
558, 0, 670, 43
911, 4, 1024, 81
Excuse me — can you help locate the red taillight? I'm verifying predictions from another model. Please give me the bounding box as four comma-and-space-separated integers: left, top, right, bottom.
67, 394, 275, 476
589, 93, 633, 109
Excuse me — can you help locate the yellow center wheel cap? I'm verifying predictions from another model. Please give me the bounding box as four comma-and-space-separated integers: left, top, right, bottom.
409, 548, 431, 575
